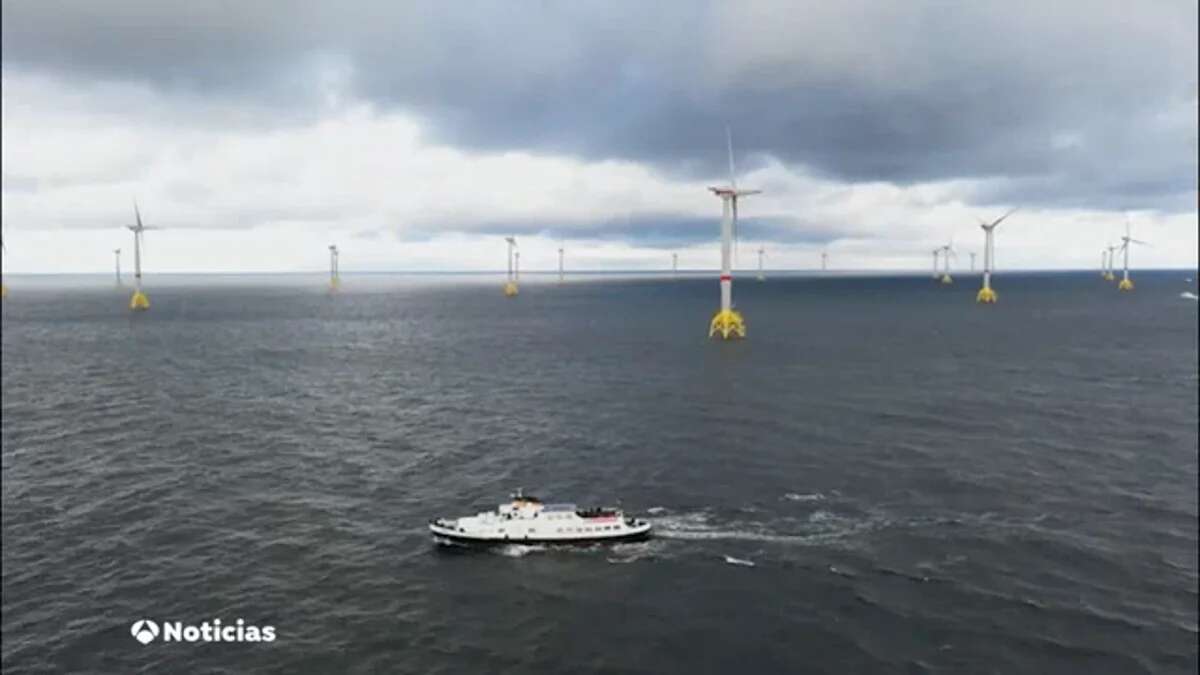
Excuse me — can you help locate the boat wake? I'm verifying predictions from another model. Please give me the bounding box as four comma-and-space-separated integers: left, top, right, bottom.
723, 555, 756, 567
651, 509, 880, 547
605, 541, 662, 564
1180, 291, 1198, 301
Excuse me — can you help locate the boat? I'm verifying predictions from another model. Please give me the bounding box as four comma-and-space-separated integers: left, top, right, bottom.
429, 490, 652, 545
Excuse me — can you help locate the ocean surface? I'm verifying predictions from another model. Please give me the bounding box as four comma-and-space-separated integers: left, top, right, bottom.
2, 270, 1197, 674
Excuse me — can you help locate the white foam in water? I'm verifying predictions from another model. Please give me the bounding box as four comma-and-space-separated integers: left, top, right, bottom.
808, 510, 835, 524
783, 492, 825, 502
494, 544, 547, 558
1180, 292, 1198, 301
646, 506, 669, 515
723, 555, 756, 567
828, 565, 856, 578
606, 541, 660, 564
653, 510, 876, 546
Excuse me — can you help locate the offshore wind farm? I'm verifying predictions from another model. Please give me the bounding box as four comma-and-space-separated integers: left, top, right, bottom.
1, 3, 1197, 675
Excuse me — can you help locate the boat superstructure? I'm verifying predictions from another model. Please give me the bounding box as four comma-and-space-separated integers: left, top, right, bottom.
430, 491, 652, 545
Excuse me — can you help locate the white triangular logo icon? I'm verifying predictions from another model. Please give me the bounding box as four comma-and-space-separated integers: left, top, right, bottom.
131, 619, 159, 645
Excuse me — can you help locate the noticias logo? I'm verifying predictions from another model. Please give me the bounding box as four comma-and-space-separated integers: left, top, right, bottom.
129, 618, 276, 644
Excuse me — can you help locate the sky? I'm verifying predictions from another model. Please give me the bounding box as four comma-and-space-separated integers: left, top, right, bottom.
1, 0, 1197, 274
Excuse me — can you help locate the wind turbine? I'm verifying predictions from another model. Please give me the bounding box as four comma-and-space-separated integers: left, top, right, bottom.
931, 248, 941, 279
1, 235, 7, 299
757, 246, 767, 281
1104, 242, 1119, 281
672, 252, 678, 280
127, 202, 158, 311
976, 208, 1016, 304
821, 251, 828, 272
515, 251, 521, 283
708, 127, 760, 339
114, 248, 123, 286
938, 240, 955, 284
557, 245, 565, 284
504, 237, 518, 296
328, 244, 340, 291
1116, 216, 1149, 292
969, 251, 976, 273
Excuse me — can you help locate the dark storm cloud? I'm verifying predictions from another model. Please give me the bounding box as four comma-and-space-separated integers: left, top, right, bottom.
403, 213, 846, 248
3, 0, 1196, 210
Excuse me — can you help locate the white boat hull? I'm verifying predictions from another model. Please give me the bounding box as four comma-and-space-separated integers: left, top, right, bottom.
430, 495, 652, 546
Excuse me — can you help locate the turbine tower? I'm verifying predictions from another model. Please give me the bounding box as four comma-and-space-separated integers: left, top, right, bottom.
515, 251, 521, 283
504, 237, 518, 296
328, 244, 340, 291
558, 245, 565, 284
127, 202, 158, 311
708, 128, 760, 339
931, 248, 941, 279
1104, 242, 1119, 281
672, 252, 678, 280
114, 248, 123, 286
1116, 217, 1149, 292
939, 240, 955, 284
976, 208, 1016, 304
1, 236, 7, 299
757, 246, 766, 281
821, 251, 828, 272
969, 251, 976, 272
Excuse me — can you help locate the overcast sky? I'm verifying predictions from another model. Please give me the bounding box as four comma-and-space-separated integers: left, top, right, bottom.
2, 0, 1196, 273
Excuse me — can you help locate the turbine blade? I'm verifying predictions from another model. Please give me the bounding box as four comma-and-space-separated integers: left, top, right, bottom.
991, 207, 1018, 228
134, 200, 143, 229
726, 126, 737, 191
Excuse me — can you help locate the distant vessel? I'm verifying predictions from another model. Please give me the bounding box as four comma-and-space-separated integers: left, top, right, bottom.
430, 490, 652, 545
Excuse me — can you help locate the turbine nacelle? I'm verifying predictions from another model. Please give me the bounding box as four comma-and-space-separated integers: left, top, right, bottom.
708, 187, 762, 197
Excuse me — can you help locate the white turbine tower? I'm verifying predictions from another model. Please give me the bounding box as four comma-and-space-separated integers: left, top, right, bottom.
1104, 242, 1120, 281
515, 251, 521, 283
1, 234, 7, 299
757, 246, 767, 281
821, 251, 828, 272
504, 237, 518, 296
708, 128, 760, 339
114, 248, 123, 286
969, 251, 976, 273
976, 208, 1016, 304
328, 244, 340, 291
1116, 216, 1149, 292
938, 240, 955, 284
558, 245, 565, 284
672, 252, 678, 280
127, 202, 158, 311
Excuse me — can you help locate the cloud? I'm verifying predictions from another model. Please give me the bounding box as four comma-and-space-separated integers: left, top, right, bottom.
0, 1, 1196, 273
3, 0, 1196, 212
